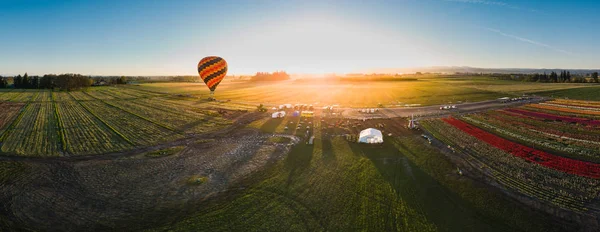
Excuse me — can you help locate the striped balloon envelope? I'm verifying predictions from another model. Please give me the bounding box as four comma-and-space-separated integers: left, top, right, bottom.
197, 56, 228, 92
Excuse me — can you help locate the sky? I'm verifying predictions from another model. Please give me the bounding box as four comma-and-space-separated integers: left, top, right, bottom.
1, 0, 599, 76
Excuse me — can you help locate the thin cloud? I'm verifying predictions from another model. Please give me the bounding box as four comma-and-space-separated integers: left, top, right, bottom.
443, 0, 541, 13
483, 27, 573, 55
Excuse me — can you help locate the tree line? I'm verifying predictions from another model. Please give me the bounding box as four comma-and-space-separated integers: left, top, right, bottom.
251, 71, 290, 81
493, 71, 599, 83
0, 73, 93, 90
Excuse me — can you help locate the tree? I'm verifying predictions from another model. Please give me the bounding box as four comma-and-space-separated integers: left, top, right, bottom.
592, 72, 599, 83
22, 73, 30, 88
566, 71, 571, 82
538, 72, 548, 82
14, 74, 22, 88
118, 76, 127, 84
256, 104, 267, 112
40, 74, 54, 89
550, 72, 558, 83
0, 76, 6, 88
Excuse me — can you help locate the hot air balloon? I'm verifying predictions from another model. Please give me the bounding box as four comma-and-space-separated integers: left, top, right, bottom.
197, 56, 228, 99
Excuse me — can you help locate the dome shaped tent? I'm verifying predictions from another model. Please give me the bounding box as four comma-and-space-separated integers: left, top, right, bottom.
358, 128, 383, 144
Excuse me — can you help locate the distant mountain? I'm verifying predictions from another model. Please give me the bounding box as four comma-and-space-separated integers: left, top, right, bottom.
364, 66, 600, 75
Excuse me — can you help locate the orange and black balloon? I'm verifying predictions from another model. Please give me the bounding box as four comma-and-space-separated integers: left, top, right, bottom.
197, 56, 228, 94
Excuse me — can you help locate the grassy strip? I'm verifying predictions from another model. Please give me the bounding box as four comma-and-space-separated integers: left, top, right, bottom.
82, 91, 181, 133
51, 91, 67, 154
145, 146, 185, 158
186, 175, 208, 185
75, 98, 135, 146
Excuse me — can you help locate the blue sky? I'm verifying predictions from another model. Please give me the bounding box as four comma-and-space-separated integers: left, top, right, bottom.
1, 0, 599, 75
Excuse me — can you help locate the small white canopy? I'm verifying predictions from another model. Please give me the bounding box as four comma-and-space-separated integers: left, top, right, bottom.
358, 128, 383, 144
279, 104, 293, 109
271, 111, 286, 118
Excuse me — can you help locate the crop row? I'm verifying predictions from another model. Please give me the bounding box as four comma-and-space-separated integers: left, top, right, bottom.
84, 90, 115, 100
0, 102, 24, 132
30, 91, 52, 102
422, 119, 600, 212
443, 117, 600, 178
80, 100, 181, 145
56, 100, 134, 155
52, 92, 75, 101
528, 104, 600, 117
102, 99, 225, 134
506, 108, 600, 126
11, 91, 37, 102
97, 88, 139, 99
543, 102, 600, 111
462, 113, 600, 161
496, 110, 600, 141
553, 99, 600, 107
118, 87, 164, 97
69, 91, 95, 101
522, 105, 600, 120
1, 103, 61, 156
0, 91, 21, 101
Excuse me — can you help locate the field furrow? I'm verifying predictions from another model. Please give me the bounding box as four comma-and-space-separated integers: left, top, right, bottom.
57, 100, 134, 155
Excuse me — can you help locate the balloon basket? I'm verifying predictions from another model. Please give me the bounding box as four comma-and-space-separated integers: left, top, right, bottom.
208, 91, 215, 101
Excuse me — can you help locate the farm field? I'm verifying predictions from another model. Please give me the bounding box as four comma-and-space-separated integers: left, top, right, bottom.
149, 117, 562, 231
0, 87, 235, 157
0, 84, 596, 231
0, 114, 563, 231
421, 100, 600, 220
126, 77, 590, 107
535, 86, 600, 101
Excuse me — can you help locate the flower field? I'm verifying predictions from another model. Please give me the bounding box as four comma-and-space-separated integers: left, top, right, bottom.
505, 108, 600, 126
462, 112, 600, 162
0, 87, 233, 156
442, 117, 600, 178
420, 100, 600, 214
421, 119, 600, 212
528, 103, 600, 116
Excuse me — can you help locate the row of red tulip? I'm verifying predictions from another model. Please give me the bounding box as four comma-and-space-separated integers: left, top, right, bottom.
443, 117, 600, 179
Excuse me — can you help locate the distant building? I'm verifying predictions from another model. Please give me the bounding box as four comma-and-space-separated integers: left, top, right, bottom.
92, 80, 107, 86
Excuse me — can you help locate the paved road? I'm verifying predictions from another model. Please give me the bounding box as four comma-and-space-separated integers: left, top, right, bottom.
340, 97, 548, 119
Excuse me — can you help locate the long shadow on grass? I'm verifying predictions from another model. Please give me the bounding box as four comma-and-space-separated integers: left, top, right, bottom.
348, 137, 512, 232
319, 125, 335, 163
284, 117, 315, 187
260, 118, 284, 133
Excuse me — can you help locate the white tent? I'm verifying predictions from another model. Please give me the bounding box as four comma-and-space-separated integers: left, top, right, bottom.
358, 128, 383, 144
271, 111, 286, 118
279, 104, 293, 109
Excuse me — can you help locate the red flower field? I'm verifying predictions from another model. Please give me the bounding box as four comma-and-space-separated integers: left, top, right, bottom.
443, 117, 600, 178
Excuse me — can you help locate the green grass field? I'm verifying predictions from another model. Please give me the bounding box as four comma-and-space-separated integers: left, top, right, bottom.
534, 86, 600, 100
128, 77, 591, 107
152, 118, 560, 231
